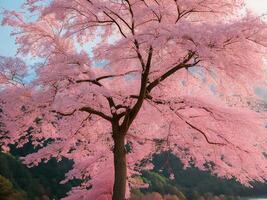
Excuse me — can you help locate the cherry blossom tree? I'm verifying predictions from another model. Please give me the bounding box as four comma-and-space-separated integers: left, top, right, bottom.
1, 0, 267, 199
0, 56, 27, 85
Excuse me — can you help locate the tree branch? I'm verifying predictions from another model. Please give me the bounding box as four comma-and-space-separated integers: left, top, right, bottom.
52, 106, 112, 122
79, 107, 112, 121
146, 52, 199, 93
76, 70, 139, 84
122, 46, 153, 129
145, 96, 226, 146
103, 11, 127, 38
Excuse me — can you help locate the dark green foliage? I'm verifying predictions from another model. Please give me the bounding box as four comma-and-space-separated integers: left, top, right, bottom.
29, 158, 81, 199
140, 152, 267, 199
0, 175, 27, 200
0, 143, 80, 200
0, 152, 46, 199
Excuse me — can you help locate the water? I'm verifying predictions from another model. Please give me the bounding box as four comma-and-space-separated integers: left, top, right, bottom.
244, 198, 267, 200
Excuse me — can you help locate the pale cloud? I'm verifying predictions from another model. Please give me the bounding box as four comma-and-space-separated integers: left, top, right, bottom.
245, 0, 267, 15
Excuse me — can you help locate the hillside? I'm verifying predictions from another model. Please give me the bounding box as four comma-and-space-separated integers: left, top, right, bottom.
0, 151, 266, 199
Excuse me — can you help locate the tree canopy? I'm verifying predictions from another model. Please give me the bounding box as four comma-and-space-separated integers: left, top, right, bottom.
0, 0, 267, 199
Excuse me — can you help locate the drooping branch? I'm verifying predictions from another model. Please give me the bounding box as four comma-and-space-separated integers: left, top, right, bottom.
145, 97, 226, 146
147, 96, 259, 151
182, 118, 226, 146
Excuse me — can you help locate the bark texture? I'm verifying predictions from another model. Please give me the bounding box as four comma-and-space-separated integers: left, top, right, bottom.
112, 133, 127, 200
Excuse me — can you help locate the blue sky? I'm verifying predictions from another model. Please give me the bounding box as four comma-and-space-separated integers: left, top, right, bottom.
0, 0, 24, 57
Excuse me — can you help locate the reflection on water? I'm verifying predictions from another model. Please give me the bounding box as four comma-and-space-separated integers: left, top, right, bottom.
239, 198, 267, 200
246, 199, 267, 200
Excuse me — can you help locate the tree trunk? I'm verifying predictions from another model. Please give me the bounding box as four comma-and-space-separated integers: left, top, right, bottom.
112, 133, 127, 200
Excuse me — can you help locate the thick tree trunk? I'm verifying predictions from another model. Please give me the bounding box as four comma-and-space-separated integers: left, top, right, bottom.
112, 133, 127, 200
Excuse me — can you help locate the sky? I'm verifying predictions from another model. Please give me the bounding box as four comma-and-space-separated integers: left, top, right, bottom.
0, 0, 24, 57
245, 0, 267, 15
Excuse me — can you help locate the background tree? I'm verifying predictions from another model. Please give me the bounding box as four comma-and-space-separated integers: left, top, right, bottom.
0, 0, 267, 199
